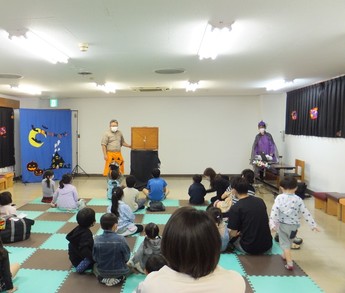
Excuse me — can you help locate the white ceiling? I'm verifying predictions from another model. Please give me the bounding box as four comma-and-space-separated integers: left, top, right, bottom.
0, 0, 344, 99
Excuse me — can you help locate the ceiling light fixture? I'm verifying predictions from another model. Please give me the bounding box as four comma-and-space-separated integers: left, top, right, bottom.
197, 21, 233, 60
186, 81, 199, 92
96, 82, 116, 94
10, 85, 42, 95
266, 79, 294, 91
7, 29, 69, 64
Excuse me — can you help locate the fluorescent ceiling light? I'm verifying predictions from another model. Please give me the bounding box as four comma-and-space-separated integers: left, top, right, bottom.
7, 30, 69, 64
186, 81, 199, 92
198, 22, 233, 60
266, 79, 294, 91
10, 85, 42, 95
96, 83, 116, 94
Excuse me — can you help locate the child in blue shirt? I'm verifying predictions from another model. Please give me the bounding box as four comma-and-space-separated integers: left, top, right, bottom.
143, 168, 169, 201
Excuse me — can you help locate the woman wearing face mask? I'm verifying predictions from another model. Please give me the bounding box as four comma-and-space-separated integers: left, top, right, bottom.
251, 121, 279, 178
101, 119, 131, 176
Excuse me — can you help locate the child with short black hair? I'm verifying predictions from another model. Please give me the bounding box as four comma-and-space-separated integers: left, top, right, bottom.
123, 175, 146, 212
93, 213, 130, 287
143, 168, 169, 201
270, 176, 320, 270
188, 174, 207, 205
41, 170, 55, 203
206, 206, 230, 252
0, 191, 16, 216
66, 207, 96, 273
128, 222, 162, 273
107, 187, 143, 236
0, 237, 20, 292
107, 169, 120, 200
135, 254, 167, 293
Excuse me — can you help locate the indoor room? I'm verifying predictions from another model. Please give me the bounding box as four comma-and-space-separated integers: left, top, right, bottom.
0, 1, 345, 293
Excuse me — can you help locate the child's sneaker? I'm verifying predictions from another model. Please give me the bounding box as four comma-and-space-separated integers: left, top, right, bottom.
285, 264, 294, 271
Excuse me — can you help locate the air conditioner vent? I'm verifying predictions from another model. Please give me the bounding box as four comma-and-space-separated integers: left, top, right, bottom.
132, 87, 170, 92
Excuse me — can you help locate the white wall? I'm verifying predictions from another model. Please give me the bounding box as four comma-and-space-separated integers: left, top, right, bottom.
58, 95, 262, 175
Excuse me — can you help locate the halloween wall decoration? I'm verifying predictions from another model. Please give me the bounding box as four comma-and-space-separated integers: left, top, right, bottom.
20, 109, 72, 183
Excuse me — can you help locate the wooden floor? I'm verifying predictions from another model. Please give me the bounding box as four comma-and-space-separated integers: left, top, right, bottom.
6, 175, 345, 293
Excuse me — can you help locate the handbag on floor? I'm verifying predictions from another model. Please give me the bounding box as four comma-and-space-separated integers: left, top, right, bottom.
0, 214, 35, 243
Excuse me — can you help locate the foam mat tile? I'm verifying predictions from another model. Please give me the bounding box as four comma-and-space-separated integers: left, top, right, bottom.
6, 246, 36, 264
14, 268, 69, 293
142, 214, 171, 224
121, 273, 146, 293
248, 276, 323, 293
35, 211, 76, 221
22, 249, 71, 270
238, 255, 306, 276
40, 233, 69, 250
31, 220, 67, 234
218, 254, 246, 276
59, 272, 122, 293
18, 203, 50, 211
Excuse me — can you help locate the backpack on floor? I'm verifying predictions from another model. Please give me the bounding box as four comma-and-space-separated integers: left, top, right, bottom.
0, 215, 35, 243
147, 201, 165, 212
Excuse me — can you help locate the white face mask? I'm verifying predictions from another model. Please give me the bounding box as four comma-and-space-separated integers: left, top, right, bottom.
111, 126, 118, 133
259, 128, 265, 134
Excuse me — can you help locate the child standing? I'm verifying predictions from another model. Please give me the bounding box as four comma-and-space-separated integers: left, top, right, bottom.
107, 187, 143, 236
51, 173, 85, 210
41, 170, 55, 203
93, 213, 130, 286
123, 175, 146, 212
206, 207, 230, 252
0, 237, 20, 292
0, 192, 16, 216
66, 207, 96, 273
107, 169, 120, 200
128, 222, 162, 273
188, 174, 206, 205
143, 168, 169, 201
270, 176, 320, 270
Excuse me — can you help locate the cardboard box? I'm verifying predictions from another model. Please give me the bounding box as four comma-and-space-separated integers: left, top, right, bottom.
131, 127, 158, 150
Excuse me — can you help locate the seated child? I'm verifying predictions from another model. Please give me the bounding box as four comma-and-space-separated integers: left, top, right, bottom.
41, 170, 55, 203
143, 168, 169, 201
66, 207, 96, 273
0, 192, 16, 216
107, 169, 120, 200
51, 173, 85, 210
107, 187, 143, 236
128, 222, 162, 273
188, 174, 206, 205
93, 213, 130, 286
135, 254, 167, 293
0, 237, 20, 293
123, 175, 146, 212
206, 207, 230, 252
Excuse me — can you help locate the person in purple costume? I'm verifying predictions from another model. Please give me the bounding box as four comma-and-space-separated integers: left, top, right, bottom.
251, 121, 279, 179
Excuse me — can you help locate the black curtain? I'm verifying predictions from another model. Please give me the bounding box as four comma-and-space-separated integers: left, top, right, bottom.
0, 107, 15, 167
286, 75, 345, 138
